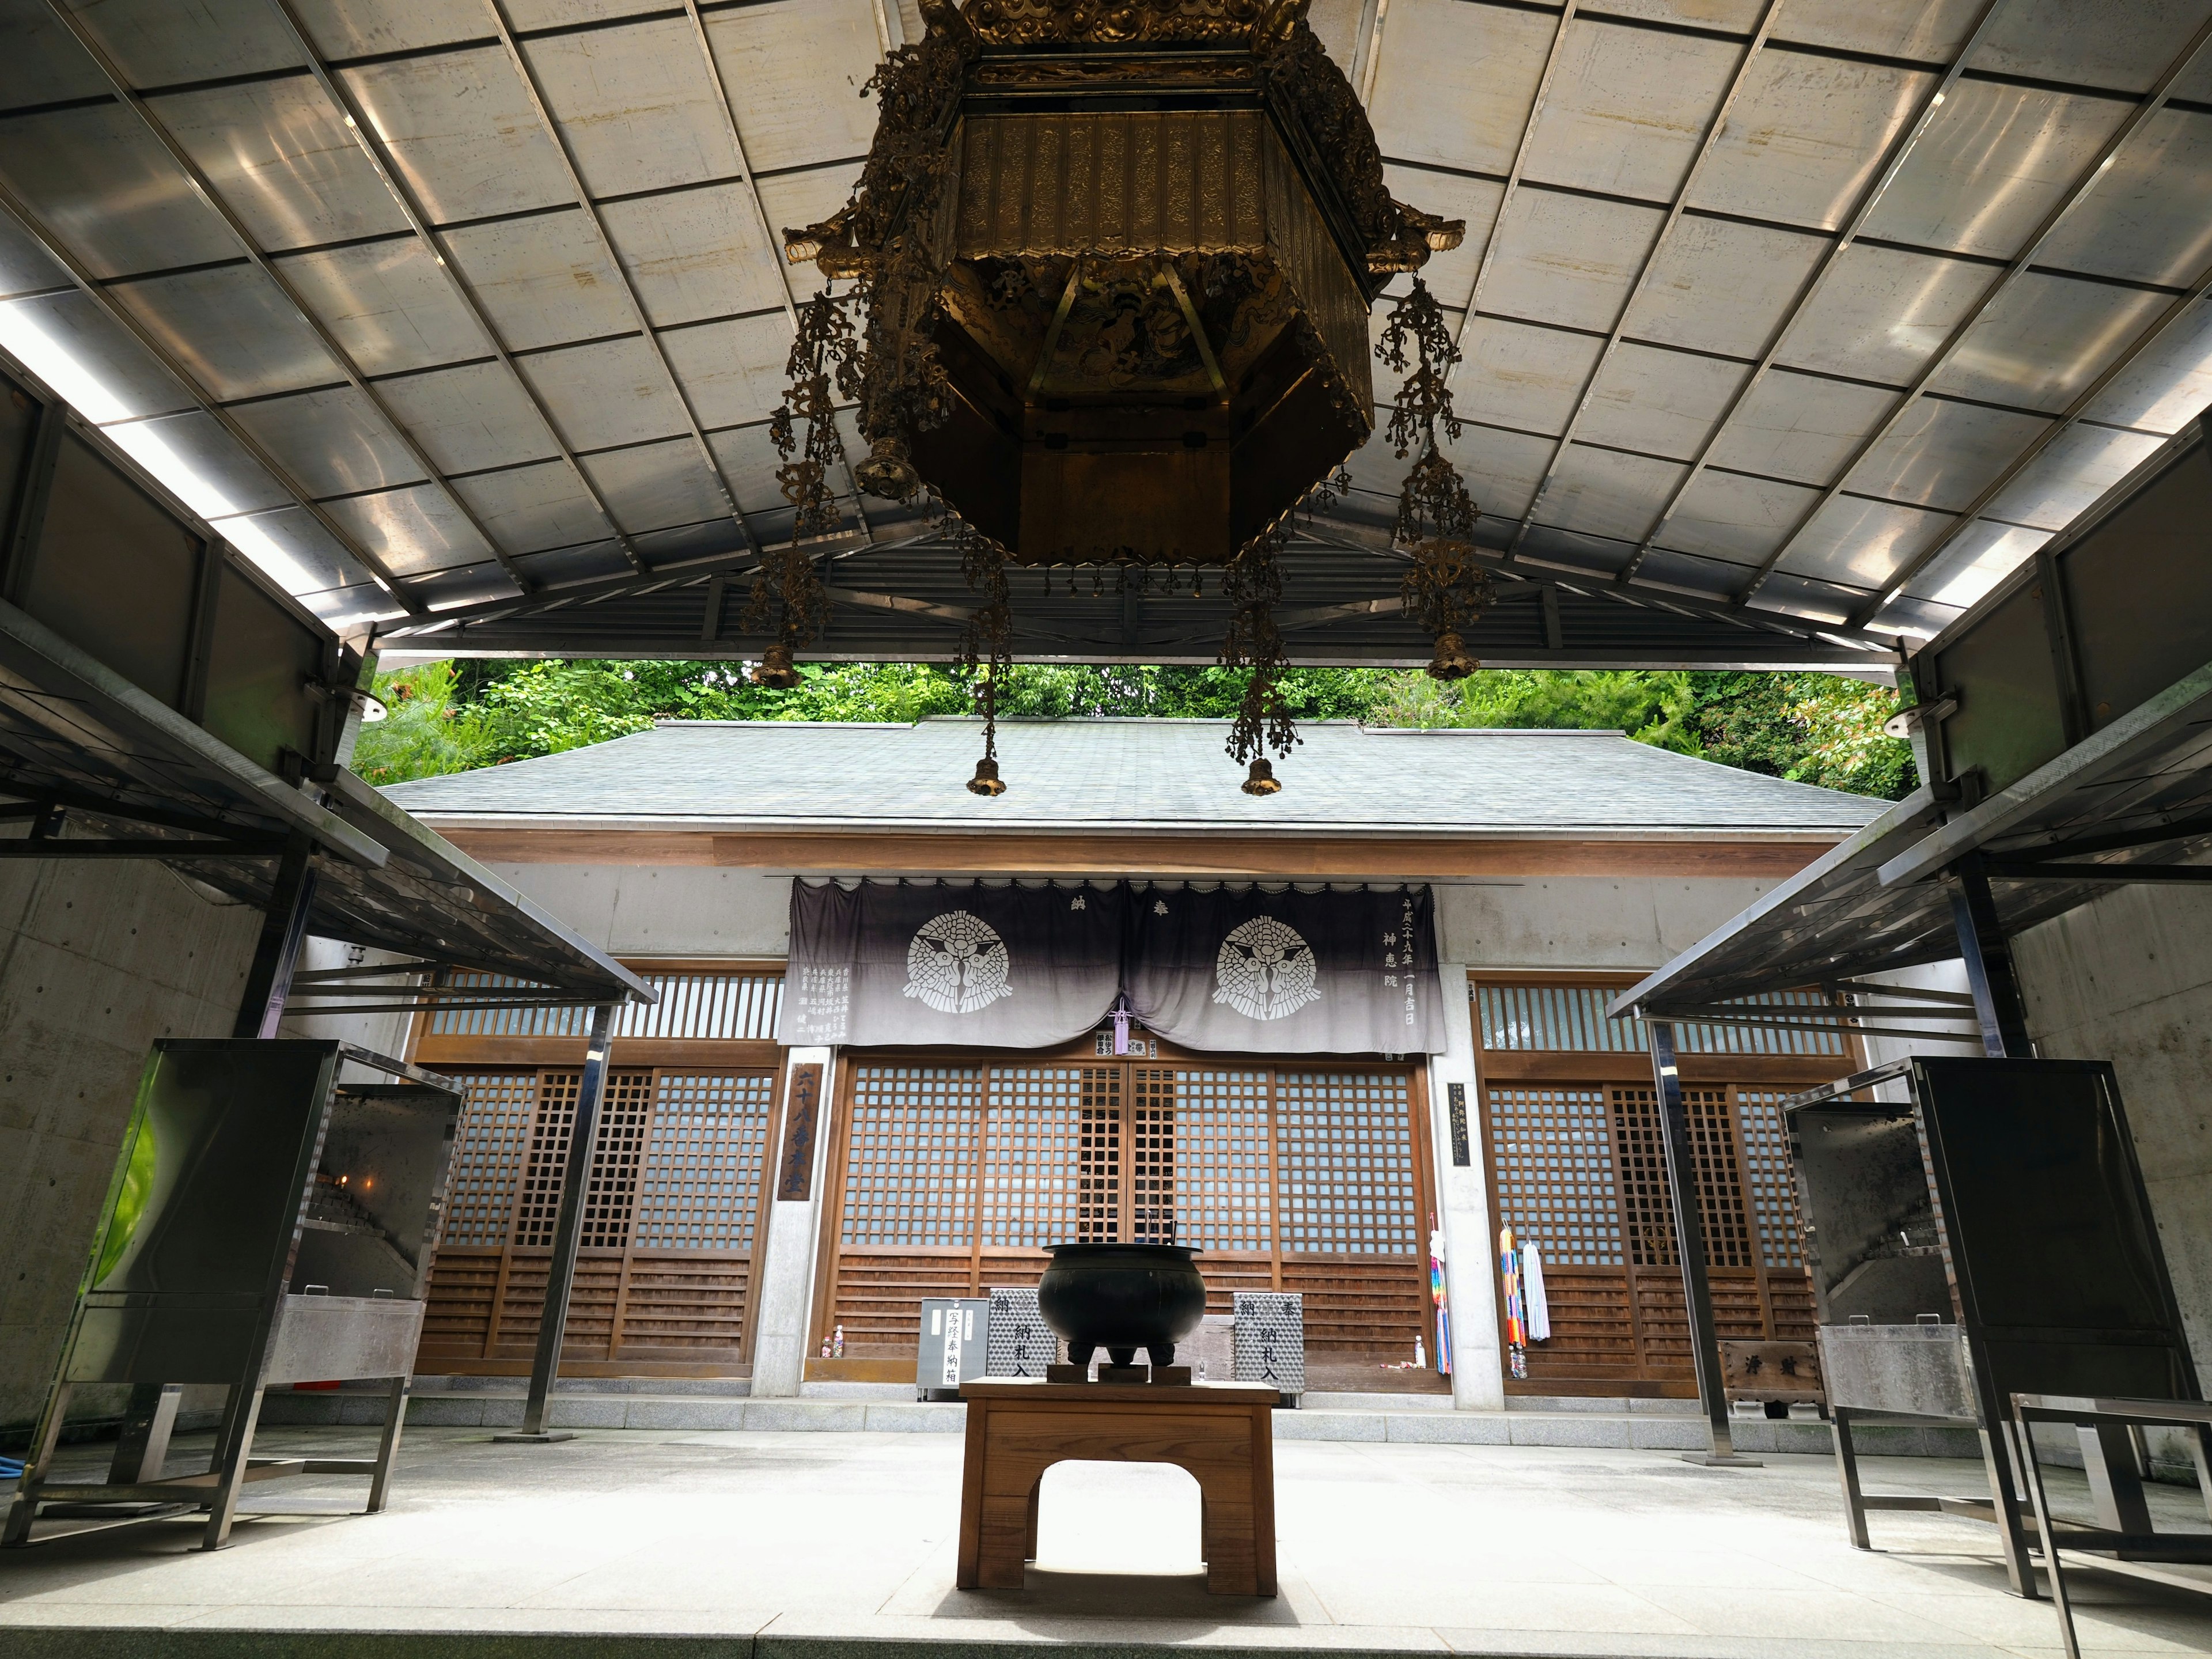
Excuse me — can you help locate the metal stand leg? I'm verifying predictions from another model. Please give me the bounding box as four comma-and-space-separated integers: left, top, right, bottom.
200, 1384, 267, 1551
1832, 1407, 1872, 1550
1979, 1421, 2040, 1598
2194, 1425, 2212, 1527
366, 1378, 409, 1514
2017, 1416, 2081, 1659
2080, 1422, 2154, 1534
108, 1383, 183, 1484
1646, 1020, 1760, 1468
1, 1382, 73, 1547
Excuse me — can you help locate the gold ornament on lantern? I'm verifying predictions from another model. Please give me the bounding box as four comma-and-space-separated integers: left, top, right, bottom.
779, 0, 1462, 575
1378, 277, 1493, 679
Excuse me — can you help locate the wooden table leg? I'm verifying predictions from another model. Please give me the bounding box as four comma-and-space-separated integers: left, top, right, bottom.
956, 1396, 987, 1590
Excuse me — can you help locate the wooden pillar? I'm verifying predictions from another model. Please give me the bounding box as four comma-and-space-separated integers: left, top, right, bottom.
503, 1001, 618, 1442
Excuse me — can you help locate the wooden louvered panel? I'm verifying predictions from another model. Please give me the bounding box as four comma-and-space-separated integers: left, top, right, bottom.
419, 1248, 501, 1360
1630, 1267, 1770, 1373
1766, 1268, 1817, 1340
832, 1248, 976, 1354
979, 1247, 1051, 1291
1283, 1256, 1425, 1358
616, 1254, 752, 1358
488, 1253, 623, 1360
1198, 1255, 1275, 1314
1521, 1265, 1641, 1382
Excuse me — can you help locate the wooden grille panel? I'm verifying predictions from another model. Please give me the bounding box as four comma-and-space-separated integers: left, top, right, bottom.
1479, 1075, 1820, 1391
1484, 1086, 1622, 1267
980, 1068, 1081, 1247
512, 1070, 582, 1249
1173, 1069, 1271, 1252
1274, 1071, 1418, 1255
840, 1066, 982, 1247
579, 1071, 653, 1249
822, 1058, 1431, 1369
422, 1062, 776, 1374
1078, 1066, 1122, 1241
441, 1073, 536, 1247
1736, 1090, 1803, 1269
634, 1072, 773, 1251
1128, 1067, 1176, 1245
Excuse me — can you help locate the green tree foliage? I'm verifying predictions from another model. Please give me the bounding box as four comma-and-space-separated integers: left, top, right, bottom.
353, 656, 1916, 800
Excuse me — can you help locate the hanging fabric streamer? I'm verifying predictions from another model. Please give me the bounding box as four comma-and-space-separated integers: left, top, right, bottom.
1428, 1213, 1452, 1377
1524, 1237, 1551, 1343
1499, 1224, 1527, 1380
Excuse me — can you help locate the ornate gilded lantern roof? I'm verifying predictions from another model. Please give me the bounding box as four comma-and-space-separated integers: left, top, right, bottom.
762, 0, 1484, 790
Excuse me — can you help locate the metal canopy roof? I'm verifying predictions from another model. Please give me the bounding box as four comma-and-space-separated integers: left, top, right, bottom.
1611, 660, 2212, 1017
0, 589, 649, 1000
4, 0, 2212, 661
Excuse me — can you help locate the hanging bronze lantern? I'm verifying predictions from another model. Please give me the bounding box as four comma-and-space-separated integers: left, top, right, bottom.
783, 0, 1461, 568
751, 641, 801, 689
1427, 630, 1478, 681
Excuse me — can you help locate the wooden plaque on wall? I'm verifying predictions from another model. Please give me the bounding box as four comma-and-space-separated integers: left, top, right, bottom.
777, 1063, 824, 1200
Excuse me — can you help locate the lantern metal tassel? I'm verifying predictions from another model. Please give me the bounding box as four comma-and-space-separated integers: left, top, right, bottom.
1221, 525, 1298, 790
746, 291, 855, 683
957, 518, 1013, 795
1378, 278, 1493, 680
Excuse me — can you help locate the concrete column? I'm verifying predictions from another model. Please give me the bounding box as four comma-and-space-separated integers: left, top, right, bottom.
749, 1046, 838, 1397
1427, 964, 1503, 1409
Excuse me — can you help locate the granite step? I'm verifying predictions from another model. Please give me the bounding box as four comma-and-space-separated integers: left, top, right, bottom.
254, 1387, 1976, 1456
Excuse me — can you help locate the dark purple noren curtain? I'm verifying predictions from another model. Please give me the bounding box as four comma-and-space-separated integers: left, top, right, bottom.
783, 881, 1126, 1048
783, 880, 1444, 1054
1123, 884, 1443, 1054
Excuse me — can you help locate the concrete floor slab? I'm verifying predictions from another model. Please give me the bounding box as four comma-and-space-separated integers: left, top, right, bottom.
0, 1427, 2206, 1659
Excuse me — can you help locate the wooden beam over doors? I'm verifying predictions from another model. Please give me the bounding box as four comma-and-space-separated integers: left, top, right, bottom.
429, 829, 1840, 881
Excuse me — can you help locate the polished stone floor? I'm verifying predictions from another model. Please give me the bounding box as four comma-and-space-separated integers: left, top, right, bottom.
0, 1425, 2207, 1658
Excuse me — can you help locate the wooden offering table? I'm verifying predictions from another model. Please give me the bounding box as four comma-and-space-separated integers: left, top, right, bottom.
957, 1378, 1278, 1596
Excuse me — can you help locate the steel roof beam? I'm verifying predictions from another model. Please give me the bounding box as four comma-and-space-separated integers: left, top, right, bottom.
1849, 257, 2212, 627
40, 1, 530, 599
1732, 10, 2212, 607
1506, 0, 1785, 558
1614, 0, 2006, 587
260, 0, 648, 575
676, 0, 872, 531
1449, 1, 1580, 363
0, 181, 426, 616
483, 0, 764, 560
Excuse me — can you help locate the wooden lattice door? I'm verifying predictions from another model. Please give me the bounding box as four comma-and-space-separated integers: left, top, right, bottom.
821, 1056, 1432, 1382
1482, 1079, 1815, 1390
420, 1065, 777, 1374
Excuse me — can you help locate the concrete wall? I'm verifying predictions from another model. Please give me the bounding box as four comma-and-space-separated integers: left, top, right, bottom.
1437, 876, 1783, 968
483, 863, 790, 958
0, 855, 261, 1431
2013, 884, 2212, 1378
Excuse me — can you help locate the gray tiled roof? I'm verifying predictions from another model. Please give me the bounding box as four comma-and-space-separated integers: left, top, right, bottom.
381, 719, 1889, 836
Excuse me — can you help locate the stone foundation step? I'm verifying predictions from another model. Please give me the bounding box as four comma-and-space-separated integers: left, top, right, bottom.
253, 1389, 1976, 1456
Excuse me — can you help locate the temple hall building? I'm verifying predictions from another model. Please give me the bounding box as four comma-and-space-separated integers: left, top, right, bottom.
380, 715, 1886, 1406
